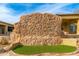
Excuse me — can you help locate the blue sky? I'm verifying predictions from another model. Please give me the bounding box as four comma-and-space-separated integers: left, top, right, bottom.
0, 3, 79, 24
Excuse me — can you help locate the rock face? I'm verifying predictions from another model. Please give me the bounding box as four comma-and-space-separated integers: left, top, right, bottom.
10, 13, 62, 46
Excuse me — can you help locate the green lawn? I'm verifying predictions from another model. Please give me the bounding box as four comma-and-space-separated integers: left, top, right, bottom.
13, 45, 76, 55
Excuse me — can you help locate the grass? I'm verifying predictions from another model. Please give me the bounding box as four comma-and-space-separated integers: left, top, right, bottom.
13, 45, 76, 55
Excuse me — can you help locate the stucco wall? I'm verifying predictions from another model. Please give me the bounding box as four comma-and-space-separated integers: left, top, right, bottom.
61, 38, 77, 47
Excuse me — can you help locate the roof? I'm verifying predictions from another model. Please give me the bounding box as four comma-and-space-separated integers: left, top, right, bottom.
57, 14, 79, 16
57, 14, 79, 19
0, 21, 13, 26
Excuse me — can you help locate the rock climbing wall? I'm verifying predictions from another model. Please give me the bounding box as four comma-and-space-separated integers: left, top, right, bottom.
10, 13, 63, 46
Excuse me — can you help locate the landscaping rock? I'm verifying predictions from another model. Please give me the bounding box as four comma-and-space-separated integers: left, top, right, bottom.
4, 42, 21, 51
0, 48, 5, 53
0, 36, 9, 45
10, 13, 62, 46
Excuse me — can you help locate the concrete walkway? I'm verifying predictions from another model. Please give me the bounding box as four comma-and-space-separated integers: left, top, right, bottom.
0, 51, 79, 56
0, 51, 18, 56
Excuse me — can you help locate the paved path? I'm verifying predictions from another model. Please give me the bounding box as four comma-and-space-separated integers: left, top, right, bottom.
0, 51, 79, 56
0, 51, 18, 56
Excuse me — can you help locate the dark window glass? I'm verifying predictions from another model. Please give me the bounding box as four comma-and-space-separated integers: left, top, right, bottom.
0, 28, 4, 34
69, 23, 77, 33
8, 26, 14, 32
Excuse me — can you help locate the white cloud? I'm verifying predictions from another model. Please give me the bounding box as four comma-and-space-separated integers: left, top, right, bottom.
0, 3, 35, 24
18, 3, 73, 16
0, 4, 20, 24
0, 3, 73, 24
33, 3, 72, 14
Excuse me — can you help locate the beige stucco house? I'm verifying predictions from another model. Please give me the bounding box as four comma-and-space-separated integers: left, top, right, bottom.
58, 14, 79, 37
58, 14, 79, 46
0, 21, 14, 36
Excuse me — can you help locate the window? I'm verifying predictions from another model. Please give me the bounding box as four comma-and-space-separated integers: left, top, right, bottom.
69, 23, 77, 34
8, 26, 14, 32
0, 28, 4, 34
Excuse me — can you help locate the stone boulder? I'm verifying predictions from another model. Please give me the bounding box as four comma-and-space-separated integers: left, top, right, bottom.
10, 13, 62, 46
3, 42, 21, 51
0, 36, 9, 45
0, 48, 5, 53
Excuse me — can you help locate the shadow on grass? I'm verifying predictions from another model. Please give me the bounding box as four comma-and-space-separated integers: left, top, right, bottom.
12, 44, 23, 50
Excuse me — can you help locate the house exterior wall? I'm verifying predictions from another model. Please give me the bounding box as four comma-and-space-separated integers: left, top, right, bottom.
61, 38, 77, 47
62, 19, 77, 34
0, 22, 13, 35
58, 14, 79, 35
0, 24, 8, 35
77, 19, 79, 34
0, 25, 5, 34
